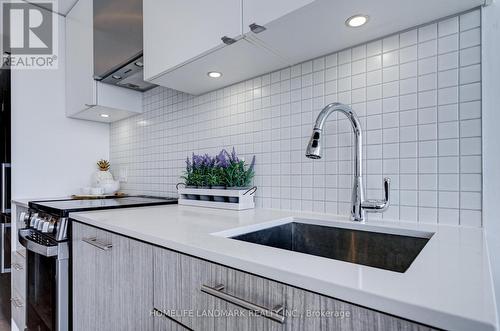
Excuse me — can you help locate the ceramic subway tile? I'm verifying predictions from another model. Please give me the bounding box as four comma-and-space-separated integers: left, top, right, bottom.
399, 61, 418, 80
438, 69, 458, 88
418, 73, 437, 92
438, 52, 459, 71
367, 40, 382, 56
460, 28, 481, 49
110, 10, 482, 226
438, 86, 458, 105
418, 39, 438, 58
382, 50, 399, 67
400, 29, 418, 47
439, 17, 459, 37
439, 157, 460, 174
460, 119, 481, 138
367, 55, 382, 71
400, 77, 417, 95
459, 82, 481, 104
460, 155, 481, 173
438, 34, 459, 54
459, 64, 481, 85
383, 34, 399, 52
418, 57, 438, 75
439, 104, 459, 122
352, 45, 367, 60
460, 46, 481, 66
460, 209, 482, 227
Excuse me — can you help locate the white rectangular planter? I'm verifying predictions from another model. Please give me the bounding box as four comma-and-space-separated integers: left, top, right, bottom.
177, 187, 255, 210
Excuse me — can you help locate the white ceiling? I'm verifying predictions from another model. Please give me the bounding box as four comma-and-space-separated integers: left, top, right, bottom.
24, 0, 79, 16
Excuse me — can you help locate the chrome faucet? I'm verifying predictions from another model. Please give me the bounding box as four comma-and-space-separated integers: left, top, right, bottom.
305, 102, 390, 222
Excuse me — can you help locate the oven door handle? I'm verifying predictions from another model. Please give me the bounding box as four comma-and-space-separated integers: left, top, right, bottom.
0, 223, 10, 273
18, 229, 58, 257
0, 163, 10, 213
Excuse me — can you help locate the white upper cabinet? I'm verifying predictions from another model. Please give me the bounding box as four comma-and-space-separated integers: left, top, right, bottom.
143, 0, 242, 81
65, 0, 142, 123
144, 0, 485, 96
246, 0, 486, 66
151, 38, 288, 95
242, 0, 315, 33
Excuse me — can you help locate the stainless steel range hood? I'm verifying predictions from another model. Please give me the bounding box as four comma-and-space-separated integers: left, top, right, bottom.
93, 0, 155, 92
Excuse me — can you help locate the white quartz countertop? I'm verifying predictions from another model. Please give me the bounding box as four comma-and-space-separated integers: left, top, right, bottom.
69, 205, 497, 331
12, 197, 72, 208
12, 198, 32, 208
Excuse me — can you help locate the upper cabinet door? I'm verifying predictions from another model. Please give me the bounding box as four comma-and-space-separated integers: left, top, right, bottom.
65, 0, 96, 116
242, 0, 315, 33
143, 0, 242, 81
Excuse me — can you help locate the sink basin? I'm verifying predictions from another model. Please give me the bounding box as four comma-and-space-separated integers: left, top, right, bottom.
229, 222, 432, 273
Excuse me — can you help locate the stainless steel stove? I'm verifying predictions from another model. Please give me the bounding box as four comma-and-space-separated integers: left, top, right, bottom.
18, 196, 177, 331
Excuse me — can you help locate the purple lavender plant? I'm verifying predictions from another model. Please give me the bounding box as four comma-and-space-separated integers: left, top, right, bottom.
223, 147, 240, 164
201, 154, 215, 168
192, 153, 203, 169
215, 150, 230, 168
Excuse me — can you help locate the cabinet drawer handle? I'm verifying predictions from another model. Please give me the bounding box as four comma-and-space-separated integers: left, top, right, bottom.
221, 36, 237, 45
82, 237, 112, 251
249, 23, 266, 34
201, 284, 285, 324
84, 104, 97, 108
12, 263, 23, 271
11, 298, 23, 308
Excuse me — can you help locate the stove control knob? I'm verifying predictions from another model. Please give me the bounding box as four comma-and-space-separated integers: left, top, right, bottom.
32, 217, 40, 228
46, 220, 55, 233
29, 214, 38, 227
41, 220, 51, 233
19, 212, 29, 223
36, 218, 46, 231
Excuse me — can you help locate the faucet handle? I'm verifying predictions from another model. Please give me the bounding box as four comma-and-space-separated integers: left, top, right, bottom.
362, 177, 391, 212
383, 177, 390, 204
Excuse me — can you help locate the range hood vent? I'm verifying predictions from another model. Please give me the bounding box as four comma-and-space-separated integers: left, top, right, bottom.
93, 0, 155, 92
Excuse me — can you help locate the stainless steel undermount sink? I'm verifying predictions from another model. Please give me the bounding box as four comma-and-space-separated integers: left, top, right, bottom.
227, 221, 433, 273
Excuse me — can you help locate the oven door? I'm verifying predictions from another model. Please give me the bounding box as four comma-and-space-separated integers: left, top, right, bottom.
19, 229, 68, 331
27, 250, 57, 331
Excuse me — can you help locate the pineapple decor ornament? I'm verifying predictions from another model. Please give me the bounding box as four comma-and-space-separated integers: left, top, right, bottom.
93, 159, 115, 186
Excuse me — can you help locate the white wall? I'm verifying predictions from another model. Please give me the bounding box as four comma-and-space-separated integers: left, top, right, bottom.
482, 2, 500, 326
11, 11, 109, 199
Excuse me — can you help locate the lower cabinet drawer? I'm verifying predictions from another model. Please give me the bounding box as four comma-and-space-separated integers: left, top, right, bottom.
11, 288, 26, 330
153, 248, 287, 331
285, 286, 436, 331
11, 251, 26, 297
154, 248, 436, 331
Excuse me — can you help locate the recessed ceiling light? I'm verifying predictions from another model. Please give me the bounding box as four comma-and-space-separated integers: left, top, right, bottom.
100, 114, 110, 118
345, 14, 369, 28
207, 71, 222, 78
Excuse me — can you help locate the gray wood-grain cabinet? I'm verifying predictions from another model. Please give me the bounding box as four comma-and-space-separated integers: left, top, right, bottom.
72, 223, 435, 331
153, 248, 435, 331
153, 248, 286, 330
72, 222, 154, 331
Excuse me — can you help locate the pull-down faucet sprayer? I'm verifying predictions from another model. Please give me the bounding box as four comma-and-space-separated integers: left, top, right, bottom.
306, 102, 390, 222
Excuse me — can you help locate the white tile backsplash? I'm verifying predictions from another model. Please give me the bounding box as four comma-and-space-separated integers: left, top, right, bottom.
110, 10, 482, 226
